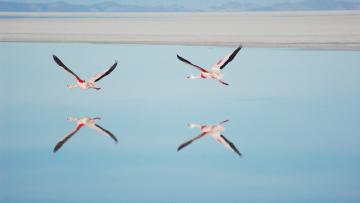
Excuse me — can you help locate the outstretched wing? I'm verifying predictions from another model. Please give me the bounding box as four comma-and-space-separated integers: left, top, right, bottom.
53, 55, 83, 82
213, 45, 242, 70
53, 124, 83, 153
177, 55, 208, 73
218, 119, 229, 125
219, 134, 242, 156
218, 79, 229, 86
88, 124, 118, 143
177, 132, 207, 151
90, 61, 117, 83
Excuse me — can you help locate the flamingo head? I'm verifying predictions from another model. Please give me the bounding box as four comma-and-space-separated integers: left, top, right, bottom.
187, 74, 197, 79
188, 123, 200, 129
67, 117, 77, 122
67, 84, 77, 89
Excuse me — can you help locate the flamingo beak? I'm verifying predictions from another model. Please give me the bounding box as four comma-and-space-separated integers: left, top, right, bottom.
187, 75, 195, 79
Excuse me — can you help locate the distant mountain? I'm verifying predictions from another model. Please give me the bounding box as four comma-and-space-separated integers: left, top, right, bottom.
211, 0, 360, 11
0, 1, 191, 12
0, 0, 359, 12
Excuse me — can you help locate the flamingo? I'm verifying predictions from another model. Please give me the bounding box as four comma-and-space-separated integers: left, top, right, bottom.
53, 116, 118, 153
177, 119, 241, 156
177, 45, 242, 85
53, 55, 117, 90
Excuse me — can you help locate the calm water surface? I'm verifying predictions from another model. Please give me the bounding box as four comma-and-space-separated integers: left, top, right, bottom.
1, 42, 360, 203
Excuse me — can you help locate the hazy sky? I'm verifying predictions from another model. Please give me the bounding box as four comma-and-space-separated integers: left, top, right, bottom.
2, 0, 360, 12
3, 0, 359, 5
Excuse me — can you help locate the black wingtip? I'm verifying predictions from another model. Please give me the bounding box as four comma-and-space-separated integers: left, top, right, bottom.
53, 146, 59, 153
177, 143, 187, 152
177, 55, 184, 62
177, 54, 186, 61
53, 54, 63, 66
236, 150, 242, 157
234, 149, 242, 157
234, 46, 242, 53
177, 140, 193, 152
220, 81, 229, 85
235, 45, 242, 51
112, 61, 118, 69
234, 46, 242, 56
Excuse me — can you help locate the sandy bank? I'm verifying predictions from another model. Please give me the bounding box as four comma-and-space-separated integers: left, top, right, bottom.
1, 11, 360, 49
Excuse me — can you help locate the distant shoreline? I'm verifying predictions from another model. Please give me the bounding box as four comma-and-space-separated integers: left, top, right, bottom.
1, 11, 360, 50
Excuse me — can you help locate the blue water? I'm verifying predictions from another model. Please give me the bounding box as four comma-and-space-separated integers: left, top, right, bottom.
1, 42, 360, 203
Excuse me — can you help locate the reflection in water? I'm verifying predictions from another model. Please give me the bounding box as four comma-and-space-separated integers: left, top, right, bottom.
177, 119, 242, 156
53, 116, 118, 153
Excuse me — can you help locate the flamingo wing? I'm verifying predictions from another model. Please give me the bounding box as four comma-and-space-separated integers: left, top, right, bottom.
177, 132, 207, 151
53, 124, 83, 153
88, 124, 118, 143
177, 55, 208, 73
213, 45, 242, 70
219, 134, 242, 156
218, 119, 229, 125
90, 61, 117, 83
53, 55, 83, 82
218, 80, 229, 86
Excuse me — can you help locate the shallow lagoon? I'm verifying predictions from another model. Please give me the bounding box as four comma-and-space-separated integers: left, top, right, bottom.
1, 43, 360, 203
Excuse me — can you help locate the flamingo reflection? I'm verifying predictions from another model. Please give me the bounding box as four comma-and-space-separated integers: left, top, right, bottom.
53, 116, 118, 153
177, 119, 242, 156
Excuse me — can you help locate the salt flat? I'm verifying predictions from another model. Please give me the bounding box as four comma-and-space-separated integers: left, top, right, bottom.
1, 11, 360, 49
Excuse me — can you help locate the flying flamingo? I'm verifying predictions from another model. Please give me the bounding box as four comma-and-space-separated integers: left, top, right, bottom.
53, 116, 118, 153
177, 45, 242, 85
53, 55, 117, 90
177, 119, 241, 156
